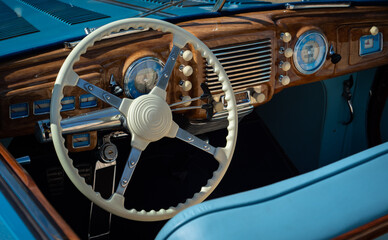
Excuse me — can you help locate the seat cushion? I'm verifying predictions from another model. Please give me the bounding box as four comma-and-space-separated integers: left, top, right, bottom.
156, 142, 388, 240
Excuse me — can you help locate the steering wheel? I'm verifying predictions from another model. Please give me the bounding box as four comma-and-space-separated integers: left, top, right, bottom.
50, 18, 238, 221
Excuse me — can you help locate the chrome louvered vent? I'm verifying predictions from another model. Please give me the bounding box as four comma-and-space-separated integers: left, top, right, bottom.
205, 39, 272, 93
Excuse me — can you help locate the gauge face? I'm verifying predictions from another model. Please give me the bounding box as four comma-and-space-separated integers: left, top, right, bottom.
124, 57, 164, 98
293, 31, 328, 75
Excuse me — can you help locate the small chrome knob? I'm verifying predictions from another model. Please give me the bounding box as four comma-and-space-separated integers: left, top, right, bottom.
281, 32, 292, 43
279, 75, 290, 86
179, 80, 192, 91
280, 61, 291, 71
180, 50, 193, 61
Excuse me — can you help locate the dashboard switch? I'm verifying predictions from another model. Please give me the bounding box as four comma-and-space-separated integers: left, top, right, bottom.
280, 61, 291, 71
180, 50, 193, 61
179, 80, 192, 91
279, 75, 290, 86
180, 65, 193, 76
281, 32, 292, 43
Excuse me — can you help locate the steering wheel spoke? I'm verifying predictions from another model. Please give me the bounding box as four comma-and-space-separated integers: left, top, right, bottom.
175, 128, 217, 156
77, 78, 129, 110
115, 147, 142, 196
155, 45, 181, 92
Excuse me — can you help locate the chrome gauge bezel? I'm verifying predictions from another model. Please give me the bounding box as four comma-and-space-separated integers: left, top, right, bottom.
293, 30, 328, 75
123, 57, 165, 99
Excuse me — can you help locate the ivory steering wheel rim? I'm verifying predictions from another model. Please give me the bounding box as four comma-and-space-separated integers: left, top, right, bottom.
50, 18, 238, 221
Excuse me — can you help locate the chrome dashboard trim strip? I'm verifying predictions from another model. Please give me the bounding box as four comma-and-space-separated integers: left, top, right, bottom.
285, 3, 351, 10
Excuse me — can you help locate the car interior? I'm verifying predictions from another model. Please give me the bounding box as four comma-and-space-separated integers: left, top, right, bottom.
0, 1, 388, 239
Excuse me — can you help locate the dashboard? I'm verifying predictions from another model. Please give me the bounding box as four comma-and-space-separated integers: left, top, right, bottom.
1, 6, 388, 150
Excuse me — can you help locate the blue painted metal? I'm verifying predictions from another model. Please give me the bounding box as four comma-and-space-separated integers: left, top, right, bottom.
256, 81, 325, 173
256, 68, 376, 172
0, 190, 35, 240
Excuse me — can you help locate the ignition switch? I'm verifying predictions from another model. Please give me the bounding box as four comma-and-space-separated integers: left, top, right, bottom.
98, 134, 118, 163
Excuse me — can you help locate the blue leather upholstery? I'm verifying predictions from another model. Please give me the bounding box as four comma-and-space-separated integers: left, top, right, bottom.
156, 142, 388, 240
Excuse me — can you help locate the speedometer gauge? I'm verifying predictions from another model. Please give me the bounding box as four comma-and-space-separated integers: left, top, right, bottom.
293, 31, 328, 75
124, 57, 164, 98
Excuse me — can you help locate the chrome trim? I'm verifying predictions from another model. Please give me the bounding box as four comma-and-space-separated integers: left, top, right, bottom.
211, 40, 271, 52
285, 3, 350, 10
216, 49, 271, 62
208, 76, 271, 91
15, 156, 31, 165
116, 148, 142, 196
211, 44, 271, 57
61, 108, 123, 135
220, 90, 251, 109
35, 108, 123, 143
0, 160, 63, 239
207, 54, 272, 67
206, 40, 272, 94
176, 128, 217, 155
206, 61, 271, 74
206, 68, 271, 81
212, 105, 254, 120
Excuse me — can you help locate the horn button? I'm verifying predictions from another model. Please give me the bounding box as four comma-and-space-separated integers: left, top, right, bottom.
127, 94, 172, 142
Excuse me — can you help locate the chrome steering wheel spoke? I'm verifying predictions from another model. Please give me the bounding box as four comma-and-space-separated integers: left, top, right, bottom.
77, 78, 129, 110
115, 147, 143, 196
155, 45, 181, 92
175, 128, 217, 156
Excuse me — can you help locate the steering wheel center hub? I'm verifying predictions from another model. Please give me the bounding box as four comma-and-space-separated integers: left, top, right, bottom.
127, 94, 172, 142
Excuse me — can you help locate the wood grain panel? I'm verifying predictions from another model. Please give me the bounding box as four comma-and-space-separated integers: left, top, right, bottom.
333, 214, 388, 240
1, 6, 388, 136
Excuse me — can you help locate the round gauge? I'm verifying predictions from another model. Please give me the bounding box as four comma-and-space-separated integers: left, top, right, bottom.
124, 57, 165, 98
293, 31, 328, 75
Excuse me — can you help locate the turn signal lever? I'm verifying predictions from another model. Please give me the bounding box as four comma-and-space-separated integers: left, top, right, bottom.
170, 83, 214, 120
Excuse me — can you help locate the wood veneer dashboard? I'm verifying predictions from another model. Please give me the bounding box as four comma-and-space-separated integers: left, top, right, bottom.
1, 6, 388, 138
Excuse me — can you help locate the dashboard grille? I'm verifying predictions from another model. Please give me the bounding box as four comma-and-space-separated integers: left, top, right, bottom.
205, 39, 272, 93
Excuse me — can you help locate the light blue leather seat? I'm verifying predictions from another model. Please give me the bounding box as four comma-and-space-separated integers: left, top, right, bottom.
156, 142, 388, 240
